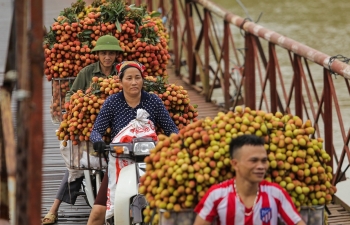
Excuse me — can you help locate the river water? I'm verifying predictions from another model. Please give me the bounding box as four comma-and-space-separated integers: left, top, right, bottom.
214, 0, 350, 56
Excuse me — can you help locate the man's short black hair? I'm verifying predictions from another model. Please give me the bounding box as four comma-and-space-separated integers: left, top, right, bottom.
229, 135, 265, 159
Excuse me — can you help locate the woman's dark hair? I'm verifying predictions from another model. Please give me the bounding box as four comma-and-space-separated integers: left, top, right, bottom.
119, 65, 143, 80
229, 135, 265, 159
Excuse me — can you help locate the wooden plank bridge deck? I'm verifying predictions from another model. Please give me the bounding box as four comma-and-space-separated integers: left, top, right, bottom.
327, 204, 350, 225
41, 76, 91, 224
0, 0, 348, 224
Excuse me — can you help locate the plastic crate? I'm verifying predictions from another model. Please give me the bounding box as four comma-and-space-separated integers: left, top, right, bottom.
158, 209, 216, 225
299, 205, 325, 225
278, 205, 325, 225
50, 77, 75, 124
68, 141, 107, 170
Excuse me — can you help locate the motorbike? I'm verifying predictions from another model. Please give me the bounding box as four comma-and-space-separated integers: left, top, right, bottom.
72, 143, 108, 208
105, 137, 156, 225
80, 169, 104, 207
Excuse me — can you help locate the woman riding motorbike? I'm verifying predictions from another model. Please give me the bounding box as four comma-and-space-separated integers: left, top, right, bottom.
42, 35, 123, 224
87, 61, 179, 225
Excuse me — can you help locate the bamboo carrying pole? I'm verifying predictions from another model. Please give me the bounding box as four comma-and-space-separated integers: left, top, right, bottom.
0, 1, 17, 224
0, 90, 16, 225
0, 126, 10, 224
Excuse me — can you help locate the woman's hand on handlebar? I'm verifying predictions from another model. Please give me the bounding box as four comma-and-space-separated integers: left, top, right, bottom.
93, 141, 106, 153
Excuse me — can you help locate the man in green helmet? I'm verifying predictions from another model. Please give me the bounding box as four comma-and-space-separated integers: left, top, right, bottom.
65, 35, 124, 102
42, 35, 123, 225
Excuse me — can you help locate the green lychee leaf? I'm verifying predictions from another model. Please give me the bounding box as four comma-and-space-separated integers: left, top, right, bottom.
150, 11, 161, 18
115, 19, 121, 32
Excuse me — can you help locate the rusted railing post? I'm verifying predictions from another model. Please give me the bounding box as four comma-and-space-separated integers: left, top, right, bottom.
268, 43, 277, 113
203, 9, 210, 101
332, 131, 350, 185
26, 0, 44, 224
16, 0, 44, 225
158, 0, 165, 17
293, 54, 303, 118
146, 0, 152, 12
172, 0, 180, 76
243, 33, 256, 109
14, 0, 30, 223
223, 21, 230, 109
323, 69, 333, 170
185, 0, 196, 84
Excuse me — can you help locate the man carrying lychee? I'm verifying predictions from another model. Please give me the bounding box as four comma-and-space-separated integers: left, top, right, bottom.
193, 135, 306, 225
42, 35, 123, 224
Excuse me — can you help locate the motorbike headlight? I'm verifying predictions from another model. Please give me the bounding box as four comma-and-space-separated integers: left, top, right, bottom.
133, 142, 155, 155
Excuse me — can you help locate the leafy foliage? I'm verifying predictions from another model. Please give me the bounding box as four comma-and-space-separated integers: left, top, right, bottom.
43, 27, 56, 48
100, 1, 127, 23
60, 0, 86, 23
143, 76, 167, 93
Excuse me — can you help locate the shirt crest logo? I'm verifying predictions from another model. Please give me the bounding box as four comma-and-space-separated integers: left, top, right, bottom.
260, 207, 272, 223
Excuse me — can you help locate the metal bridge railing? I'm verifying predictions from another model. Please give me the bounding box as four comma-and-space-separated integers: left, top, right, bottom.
165, 0, 350, 187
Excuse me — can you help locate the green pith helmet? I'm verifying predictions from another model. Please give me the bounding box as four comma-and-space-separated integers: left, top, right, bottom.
91, 35, 123, 52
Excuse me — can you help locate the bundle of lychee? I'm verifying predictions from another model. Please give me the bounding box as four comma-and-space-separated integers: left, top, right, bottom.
144, 76, 198, 132
45, 0, 171, 123
138, 107, 336, 224
56, 75, 122, 146
56, 75, 199, 146
50, 78, 75, 123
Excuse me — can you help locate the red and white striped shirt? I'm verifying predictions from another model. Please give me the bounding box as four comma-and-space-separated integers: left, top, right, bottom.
194, 179, 301, 225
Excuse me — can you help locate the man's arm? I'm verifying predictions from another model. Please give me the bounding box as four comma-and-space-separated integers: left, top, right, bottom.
296, 220, 306, 225
64, 67, 89, 102
193, 215, 211, 225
